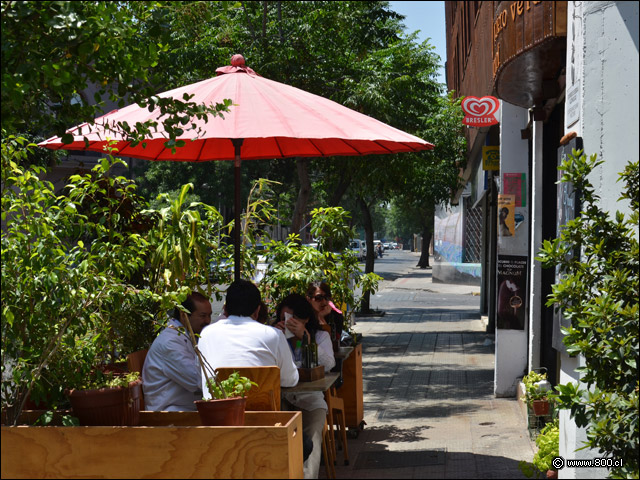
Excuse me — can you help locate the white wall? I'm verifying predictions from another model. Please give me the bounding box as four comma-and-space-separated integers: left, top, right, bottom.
494, 100, 529, 397
527, 120, 543, 372
559, 2, 638, 478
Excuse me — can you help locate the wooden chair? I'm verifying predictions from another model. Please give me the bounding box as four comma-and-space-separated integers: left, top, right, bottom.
215, 366, 281, 411
327, 385, 349, 465
126, 349, 149, 410
321, 418, 336, 479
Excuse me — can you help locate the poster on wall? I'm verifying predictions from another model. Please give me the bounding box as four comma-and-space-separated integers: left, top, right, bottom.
482, 146, 500, 170
497, 255, 528, 330
503, 172, 527, 207
497, 194, 516, 237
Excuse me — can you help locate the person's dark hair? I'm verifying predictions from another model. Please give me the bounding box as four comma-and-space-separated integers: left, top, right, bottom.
225, 279, 261, 316
173, 291, 209, 320
306, 280, 331, 299
276, 293, 320, 336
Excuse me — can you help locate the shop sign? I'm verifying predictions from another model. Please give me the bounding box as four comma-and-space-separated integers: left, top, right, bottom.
482, 146, 500, 170
461, 96, 500, 127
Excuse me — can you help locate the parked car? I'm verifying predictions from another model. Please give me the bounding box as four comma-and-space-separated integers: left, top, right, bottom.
349, 239, 366, 261
383, 242, 391, 251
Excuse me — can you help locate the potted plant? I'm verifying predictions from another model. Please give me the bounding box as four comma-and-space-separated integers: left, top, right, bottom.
1, 145, 225, 426
522, 370, 553, 416
66, 371, 142, 426
194, 370, 257, 426
519, 418, 559, 478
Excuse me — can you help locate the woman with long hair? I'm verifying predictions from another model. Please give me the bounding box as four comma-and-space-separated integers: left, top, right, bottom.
273, 293, 335, 479
306, 281, 344, 350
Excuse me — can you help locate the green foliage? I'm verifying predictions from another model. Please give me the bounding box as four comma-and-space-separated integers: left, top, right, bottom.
522, 370, 552, 404
2, 1, 230, 152
1, 136, 226, 425
537, 151, 639, 479
519, 419, 560, 477
206, 371, 257, 400
34, 407, 79, 426
83, 371, 141, 391
259, 206, 382, 327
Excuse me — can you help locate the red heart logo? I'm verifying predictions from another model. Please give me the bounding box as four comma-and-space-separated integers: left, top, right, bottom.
462, 96, 499, 117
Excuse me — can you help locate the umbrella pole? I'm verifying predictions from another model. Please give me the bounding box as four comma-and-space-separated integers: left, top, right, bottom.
232, 139, 244, 282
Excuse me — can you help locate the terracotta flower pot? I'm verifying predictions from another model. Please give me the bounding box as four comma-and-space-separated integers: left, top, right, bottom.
532, 399, 550, 416
195, 397, 246, 426
67, 379, 142, 426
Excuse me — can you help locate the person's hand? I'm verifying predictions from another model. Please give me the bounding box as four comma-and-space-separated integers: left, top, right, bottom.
285, 317, 307, 340
273, 319, 286, 331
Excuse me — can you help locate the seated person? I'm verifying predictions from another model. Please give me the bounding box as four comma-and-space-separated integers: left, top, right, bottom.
307, 281, 344, 350
142, 292, 212, 411
274, 294, 336, 479
198, 279, 299, 396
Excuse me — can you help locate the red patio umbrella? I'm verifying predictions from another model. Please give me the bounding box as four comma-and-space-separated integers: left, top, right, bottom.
39, 55, 434, 280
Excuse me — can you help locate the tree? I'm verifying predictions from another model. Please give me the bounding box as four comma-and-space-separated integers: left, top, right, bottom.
393, 92, 466, 268
2, 1, 230, 152
133, 1, 407, 231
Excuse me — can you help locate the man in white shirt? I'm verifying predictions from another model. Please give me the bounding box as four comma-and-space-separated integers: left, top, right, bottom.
198, 279, 299, 397
142, 292, 212, 411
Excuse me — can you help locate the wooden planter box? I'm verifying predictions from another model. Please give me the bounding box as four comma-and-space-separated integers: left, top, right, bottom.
2, 410, 303, 479
336, 342, 364, 430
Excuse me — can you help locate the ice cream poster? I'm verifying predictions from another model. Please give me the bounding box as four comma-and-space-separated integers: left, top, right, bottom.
497, 255, 528, 330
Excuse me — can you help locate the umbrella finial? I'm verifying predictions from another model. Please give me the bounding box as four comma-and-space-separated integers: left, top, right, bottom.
231, 54, 245, 67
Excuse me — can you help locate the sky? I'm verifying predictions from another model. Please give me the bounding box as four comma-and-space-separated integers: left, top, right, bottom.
389, 1, 447, 84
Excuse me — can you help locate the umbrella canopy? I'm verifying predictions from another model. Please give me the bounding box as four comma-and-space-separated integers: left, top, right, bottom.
39, 55, 434, 279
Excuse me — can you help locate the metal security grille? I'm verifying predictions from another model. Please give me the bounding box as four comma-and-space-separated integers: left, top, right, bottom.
463, 198, 482, 263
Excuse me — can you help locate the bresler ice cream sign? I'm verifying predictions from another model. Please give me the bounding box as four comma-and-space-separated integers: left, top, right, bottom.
461, 96, 500, 127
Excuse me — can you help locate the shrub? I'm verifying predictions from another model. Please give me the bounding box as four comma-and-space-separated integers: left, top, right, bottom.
537, 151, 638, 479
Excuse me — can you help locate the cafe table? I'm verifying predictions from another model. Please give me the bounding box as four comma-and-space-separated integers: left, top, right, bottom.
282, 372, 342, 474
334, 346, 354, 362
281, 372, 340, 394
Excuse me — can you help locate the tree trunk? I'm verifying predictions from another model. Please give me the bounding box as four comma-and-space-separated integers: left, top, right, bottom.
290, 158, 311, 241
261, 1, 267, 42
358, 196, 375, 313
277, 1, 283, 44
329, 174, 351, 206
416, 216, 433, 268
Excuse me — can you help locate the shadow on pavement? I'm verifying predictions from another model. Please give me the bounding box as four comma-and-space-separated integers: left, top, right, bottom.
328, 424, 531, 478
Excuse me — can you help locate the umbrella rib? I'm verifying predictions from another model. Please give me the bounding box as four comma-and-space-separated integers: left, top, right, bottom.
195, 138, 207, 162
274, 138, 286, 158
306, 139, 327, 157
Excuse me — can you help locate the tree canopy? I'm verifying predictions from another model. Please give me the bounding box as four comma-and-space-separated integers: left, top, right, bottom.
2, 1, 466, 264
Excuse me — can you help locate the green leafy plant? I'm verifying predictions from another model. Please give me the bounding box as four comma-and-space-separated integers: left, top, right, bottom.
205, 371, 257, 400
258, 205, 382, 329
83, 371, 141, 391
522, 370, 552, 404
537, 151, 639, 479
34, 408, 80, 427
519, 419, 559, 478
1, 136, 227, 425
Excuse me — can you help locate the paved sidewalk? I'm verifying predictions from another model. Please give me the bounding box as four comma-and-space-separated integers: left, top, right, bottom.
322, 254, 535, 479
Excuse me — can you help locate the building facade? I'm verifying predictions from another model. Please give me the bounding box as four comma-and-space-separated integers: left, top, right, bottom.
444, 2, 638, 478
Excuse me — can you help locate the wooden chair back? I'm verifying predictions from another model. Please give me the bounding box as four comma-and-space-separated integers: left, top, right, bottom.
127, 349, 149, 375
126, 349, 149, 410
215, 366, 281, 411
